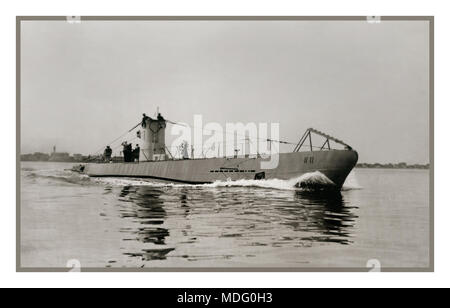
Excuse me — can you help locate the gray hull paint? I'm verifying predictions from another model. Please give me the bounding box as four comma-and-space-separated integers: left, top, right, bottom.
83, 150, 358, 188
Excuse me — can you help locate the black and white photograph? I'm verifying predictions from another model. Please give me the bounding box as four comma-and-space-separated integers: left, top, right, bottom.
17, 16, 432, 272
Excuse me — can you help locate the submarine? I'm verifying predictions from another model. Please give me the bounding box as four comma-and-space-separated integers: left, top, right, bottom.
73, 113, 358, 190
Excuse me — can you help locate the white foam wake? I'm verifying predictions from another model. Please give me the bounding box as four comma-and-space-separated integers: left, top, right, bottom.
203, 171, 335, 190
295, 170, 336, 187
91, 177, 181, 187
92, 171, 335, 191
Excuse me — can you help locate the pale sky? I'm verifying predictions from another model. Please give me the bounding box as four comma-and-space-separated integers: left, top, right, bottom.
20, 20, 430, 164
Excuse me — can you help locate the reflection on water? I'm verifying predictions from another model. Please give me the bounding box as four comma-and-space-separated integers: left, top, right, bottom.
114, 184, 358, 263
20, 162, 430, 268
293, 191, 357, 244
118, 186, 171, 259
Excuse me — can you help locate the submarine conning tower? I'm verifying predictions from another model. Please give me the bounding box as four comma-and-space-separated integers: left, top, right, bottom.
140, 113, 167, 161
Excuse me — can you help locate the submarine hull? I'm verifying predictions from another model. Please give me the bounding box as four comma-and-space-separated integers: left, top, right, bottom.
82, 150, 358, 189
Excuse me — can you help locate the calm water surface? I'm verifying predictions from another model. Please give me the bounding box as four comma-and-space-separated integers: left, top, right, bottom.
20, 162, 430, 269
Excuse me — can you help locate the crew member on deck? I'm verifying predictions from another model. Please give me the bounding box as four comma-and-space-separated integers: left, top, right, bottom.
122, 141, 133, 162
103, 146, 112, 162
127, 143, 133, 162
121, 142, 128, 162
133, 144, 140, 162
141, 113, 150, 128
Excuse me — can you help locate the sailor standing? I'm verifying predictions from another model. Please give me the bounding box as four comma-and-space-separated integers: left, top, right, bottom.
141, 113, 150, 128
122, 141, 133, 162
103, 146, 112, 162
126, 143, 133, 162
134, 144, 140, 162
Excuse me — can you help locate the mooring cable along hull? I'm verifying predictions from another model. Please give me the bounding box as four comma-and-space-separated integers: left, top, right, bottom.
83, 149, 358, 189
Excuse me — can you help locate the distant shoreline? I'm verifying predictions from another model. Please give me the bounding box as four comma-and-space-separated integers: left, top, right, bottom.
356, 163, 429, 170
20, 155, 430, 170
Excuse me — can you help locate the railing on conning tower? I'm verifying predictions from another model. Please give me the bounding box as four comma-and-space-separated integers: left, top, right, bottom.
293, 128, 353, 152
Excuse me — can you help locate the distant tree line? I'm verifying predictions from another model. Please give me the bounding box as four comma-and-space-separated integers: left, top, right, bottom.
20, 152, 86, 162
356, 162, 429, 169
20, 152, 431, 170
20, 152, 51, 161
